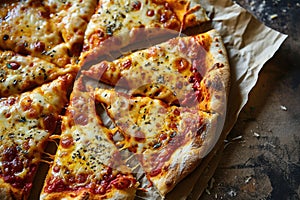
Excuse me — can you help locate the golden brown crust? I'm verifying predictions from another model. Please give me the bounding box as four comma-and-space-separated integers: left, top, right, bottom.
150, 112, 220, 196
82, 30, 230, 198
0, 1, 230, 198
153, 30, 230, 197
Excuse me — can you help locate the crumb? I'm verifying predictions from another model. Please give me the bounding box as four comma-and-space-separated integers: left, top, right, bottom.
232, 135, 243, 141
245, 176, 252, 183
269, 14, 278, 20
280, 105, 287, 111
253, 132, 260, 138
228, 189, 237, 197
265, 142, 276, 148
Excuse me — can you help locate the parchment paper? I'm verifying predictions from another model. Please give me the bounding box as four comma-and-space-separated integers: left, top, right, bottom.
166, 0, 287, 199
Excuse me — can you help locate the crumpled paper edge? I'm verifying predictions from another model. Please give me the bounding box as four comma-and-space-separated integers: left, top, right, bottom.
165, 1, 287, 199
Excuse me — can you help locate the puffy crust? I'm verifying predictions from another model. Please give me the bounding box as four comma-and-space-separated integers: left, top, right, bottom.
40, 187, 136, 200
201, 67, 230, 114
197, 29, 231, 114
150, 112, 220, 196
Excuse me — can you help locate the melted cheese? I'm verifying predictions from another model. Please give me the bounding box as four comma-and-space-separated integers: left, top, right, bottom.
94, 88, 202, 153
84, 34, 215, 108
0, 50, 74, 96
0, 74, 73, 182
42, 86, 136, 197
83, 0, 209, 51
0, 0, 96, 67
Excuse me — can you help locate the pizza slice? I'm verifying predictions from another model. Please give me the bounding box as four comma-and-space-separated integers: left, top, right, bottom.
40, 78, 138, 200
82, 0, 209, 53
0, 74, 74, 199
0, 0, 96, 67
0, 50, 75, 97
93, 88, 221, 196
83, 29, 230, 113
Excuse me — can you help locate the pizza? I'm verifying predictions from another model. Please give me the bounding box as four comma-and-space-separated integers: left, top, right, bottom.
0, 74, 74, 199
93, 88, 220, 196
82, 0, 209, 52
0, 50, 75, 97
83, 29, 229, 112
0, 0, 231, 199
40, 79, 138, 200
0, 0, 96, 67
82, 29, 230, 196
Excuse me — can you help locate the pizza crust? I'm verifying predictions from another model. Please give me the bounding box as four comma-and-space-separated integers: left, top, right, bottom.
150, 112, 220, 196
199, 29, 231, 114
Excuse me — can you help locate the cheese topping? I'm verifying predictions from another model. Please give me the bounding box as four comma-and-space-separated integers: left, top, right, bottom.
0, 50, 74, 97
0, 0, 96, 67
0, 74, 73, 195
42, 86, 137, 196
84, 33, 216, 109
83, 0, 209, 51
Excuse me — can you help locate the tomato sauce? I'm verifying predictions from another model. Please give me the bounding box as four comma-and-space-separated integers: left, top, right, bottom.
0, 145, 37, 195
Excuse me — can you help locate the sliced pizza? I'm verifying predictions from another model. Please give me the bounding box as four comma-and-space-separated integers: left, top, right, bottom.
40, 77, 138, 200
0, 0, 96, 67
83, 29, 230, 113
0, 74, 74, 199
0, 50, 75, 97
93, 88, 221, 196
81, 0, 209, 54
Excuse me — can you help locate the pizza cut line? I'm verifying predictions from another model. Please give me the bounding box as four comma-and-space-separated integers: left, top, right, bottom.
40, 80, 138, 200
0, 1, 231, 199
79, 30, 230, 197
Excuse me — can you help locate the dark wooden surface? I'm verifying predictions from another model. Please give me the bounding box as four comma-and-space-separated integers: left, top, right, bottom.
201, 1, 300, 199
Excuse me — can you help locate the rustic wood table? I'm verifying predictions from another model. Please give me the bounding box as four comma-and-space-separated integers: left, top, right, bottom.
201, 0, 300, 199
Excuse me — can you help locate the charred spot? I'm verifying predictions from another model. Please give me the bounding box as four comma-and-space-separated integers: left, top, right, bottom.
213, 63, 224, 69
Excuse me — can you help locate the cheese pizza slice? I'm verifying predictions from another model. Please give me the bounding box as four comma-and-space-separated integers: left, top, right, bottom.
0, 74, 74, 199
93, 88, 221, 196
0, 50, 75, 97
0, 0, 96, 67
82, 0, 209, 53
83, 29, 230, 113
40, 78, 138, 200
